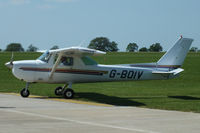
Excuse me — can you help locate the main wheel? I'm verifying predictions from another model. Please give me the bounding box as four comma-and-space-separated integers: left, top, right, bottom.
55, 86, 63, 96
63, 89, 74, 99
20, 88, 30, 98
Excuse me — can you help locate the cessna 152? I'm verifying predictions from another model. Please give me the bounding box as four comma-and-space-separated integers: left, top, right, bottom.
5, 37, 193, 99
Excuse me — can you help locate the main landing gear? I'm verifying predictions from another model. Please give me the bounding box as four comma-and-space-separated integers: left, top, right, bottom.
54, 82, 75, 99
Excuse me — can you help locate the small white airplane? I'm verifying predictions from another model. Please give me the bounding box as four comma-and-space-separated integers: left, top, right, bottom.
5, 37, 193, 99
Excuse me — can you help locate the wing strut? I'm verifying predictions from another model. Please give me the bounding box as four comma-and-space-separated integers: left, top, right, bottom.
49, 52, 63, 79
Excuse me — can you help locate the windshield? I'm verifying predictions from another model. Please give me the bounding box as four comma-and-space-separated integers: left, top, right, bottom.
37, 51, 51, 62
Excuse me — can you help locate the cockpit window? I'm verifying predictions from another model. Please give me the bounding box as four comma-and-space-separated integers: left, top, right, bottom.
54, 55, 73, 66
61, 57, 73, 66
37, 51, 51, 62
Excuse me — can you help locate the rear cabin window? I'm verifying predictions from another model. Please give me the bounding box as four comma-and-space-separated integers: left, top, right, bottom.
81, 56, 97, 65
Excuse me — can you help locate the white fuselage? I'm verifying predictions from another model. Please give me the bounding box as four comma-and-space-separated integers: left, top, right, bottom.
11, 54, 175, 84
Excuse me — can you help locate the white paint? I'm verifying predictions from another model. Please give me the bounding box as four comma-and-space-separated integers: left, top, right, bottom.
158, 38, 193, 66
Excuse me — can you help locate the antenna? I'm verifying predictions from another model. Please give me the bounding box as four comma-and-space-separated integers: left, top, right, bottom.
78, 40, 85, 47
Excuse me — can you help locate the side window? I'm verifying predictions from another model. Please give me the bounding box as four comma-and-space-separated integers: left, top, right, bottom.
61, 57, 73, 66
81, 56, 97, 65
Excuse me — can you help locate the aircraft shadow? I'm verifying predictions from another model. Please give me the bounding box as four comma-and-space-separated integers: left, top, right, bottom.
35, 93, 145, 106
168, 96, 200, 100
33, 93, 146, 106
76, 92, 146, 106
0, 107, 16, 109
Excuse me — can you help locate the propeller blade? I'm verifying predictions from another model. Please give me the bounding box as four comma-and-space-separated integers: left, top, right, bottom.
10, 52, 14, 65
5, 52, 14, 69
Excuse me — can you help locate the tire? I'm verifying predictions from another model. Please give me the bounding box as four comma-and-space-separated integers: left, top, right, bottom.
55, 86, 63, 96
63, 89, 74, 99
20, 88, 30, 98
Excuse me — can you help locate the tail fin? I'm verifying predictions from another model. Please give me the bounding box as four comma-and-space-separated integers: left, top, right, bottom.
157, 37, 193, 67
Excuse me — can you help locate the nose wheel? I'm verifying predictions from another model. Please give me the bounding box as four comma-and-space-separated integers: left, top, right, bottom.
20, 88, 30, 97
20, 83, 30, 98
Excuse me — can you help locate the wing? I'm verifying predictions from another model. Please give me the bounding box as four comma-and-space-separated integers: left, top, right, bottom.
36, 50, 47, 53
48, 47, 105, 79
49, 47, 106, 56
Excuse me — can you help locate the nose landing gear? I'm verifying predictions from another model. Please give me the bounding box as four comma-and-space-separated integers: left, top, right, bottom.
20, 82, 30, 98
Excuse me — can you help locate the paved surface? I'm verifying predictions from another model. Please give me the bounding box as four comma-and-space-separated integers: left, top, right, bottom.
0, 93, 200, 133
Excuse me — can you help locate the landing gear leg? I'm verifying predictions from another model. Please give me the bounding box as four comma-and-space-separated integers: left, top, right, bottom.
20, 82, 30, 98
63, 82, 74, 99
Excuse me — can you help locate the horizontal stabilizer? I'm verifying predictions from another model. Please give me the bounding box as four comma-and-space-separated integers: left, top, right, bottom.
152, 68, 184, 76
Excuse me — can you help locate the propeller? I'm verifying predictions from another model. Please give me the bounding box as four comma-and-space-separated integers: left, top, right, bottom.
10, 52, 14, 65
5, 52, 14, 69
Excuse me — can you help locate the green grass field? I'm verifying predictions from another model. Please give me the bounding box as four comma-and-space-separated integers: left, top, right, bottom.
0, 52, 200, 112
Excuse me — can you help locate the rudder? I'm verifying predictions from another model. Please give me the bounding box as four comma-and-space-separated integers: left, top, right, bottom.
157, 37, 193, 67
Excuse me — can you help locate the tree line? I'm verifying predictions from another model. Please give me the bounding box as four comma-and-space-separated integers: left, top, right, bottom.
0, 43, 59, 52
87, 37, 163, 52
0, 37, 199, 52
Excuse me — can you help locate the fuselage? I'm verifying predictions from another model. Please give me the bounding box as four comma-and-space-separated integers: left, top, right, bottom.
10, 53, 175, 84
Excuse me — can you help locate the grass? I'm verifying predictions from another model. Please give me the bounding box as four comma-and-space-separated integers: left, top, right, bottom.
0, 52, 200, 112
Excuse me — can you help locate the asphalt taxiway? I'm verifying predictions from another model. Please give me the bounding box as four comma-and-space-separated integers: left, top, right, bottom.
0, 93, 200, 133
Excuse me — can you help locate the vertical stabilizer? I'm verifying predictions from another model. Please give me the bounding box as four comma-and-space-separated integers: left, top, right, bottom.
157, 37, 193, 67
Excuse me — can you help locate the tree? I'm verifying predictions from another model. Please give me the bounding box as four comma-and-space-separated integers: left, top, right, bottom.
5, 43, 24, 52
126, 43, 138, 52
27, 44, 38, 52
139, 47, 148, 52
190, 47, 198, 52
108, 41, 118, 52
50, 45, 59, 50
149, 43, 162, 52
0, 49, 2, 51
88, 37, 119, 52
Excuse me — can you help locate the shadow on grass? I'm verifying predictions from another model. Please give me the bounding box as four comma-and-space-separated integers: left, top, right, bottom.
125, 96, 167, 99
33, 93, 145, 107
168, 96, 200, 100
76, 92, 145, 106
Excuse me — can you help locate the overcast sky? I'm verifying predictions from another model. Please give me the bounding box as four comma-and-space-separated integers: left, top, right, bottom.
0, 0, 199, 51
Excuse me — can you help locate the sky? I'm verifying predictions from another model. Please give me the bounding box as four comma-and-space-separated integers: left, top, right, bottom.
0, 0, 199, 51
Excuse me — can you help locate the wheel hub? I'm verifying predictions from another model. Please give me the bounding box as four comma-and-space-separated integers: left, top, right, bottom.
66, 92, 72, 97
23, 91, 28, 95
